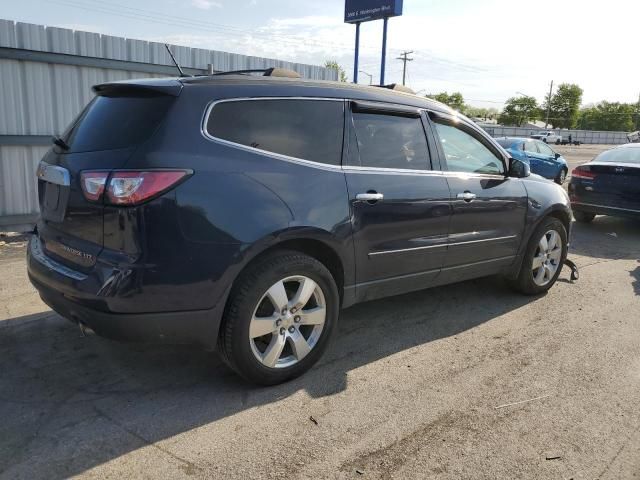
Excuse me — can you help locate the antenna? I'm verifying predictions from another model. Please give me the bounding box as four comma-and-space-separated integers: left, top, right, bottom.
164, 44, 188, 77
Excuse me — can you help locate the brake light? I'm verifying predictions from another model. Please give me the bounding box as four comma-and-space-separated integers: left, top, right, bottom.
80, 171, 109, 201
107, 171, 190, 205
571, 167, 596, 180
80, 170, 190, 205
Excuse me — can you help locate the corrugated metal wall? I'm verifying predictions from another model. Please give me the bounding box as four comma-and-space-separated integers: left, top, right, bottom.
480, 125, 630, 145
0, 19, 338, 231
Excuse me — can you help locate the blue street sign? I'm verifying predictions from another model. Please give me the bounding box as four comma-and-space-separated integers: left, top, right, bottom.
344, 0, 403, 24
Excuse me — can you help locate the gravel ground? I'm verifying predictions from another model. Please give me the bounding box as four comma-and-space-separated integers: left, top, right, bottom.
1, 145, 639, 479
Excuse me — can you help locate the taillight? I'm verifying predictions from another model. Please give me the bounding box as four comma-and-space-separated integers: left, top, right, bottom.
571, 167, 596, 180
80, 171, 109, 201
80, 170, 191, 205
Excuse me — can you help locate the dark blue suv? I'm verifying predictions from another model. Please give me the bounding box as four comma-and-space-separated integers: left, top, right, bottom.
28, 72, 572, 384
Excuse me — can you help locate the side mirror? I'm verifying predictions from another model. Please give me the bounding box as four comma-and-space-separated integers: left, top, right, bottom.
509, 157, 530, 178
555, 152, 561, 160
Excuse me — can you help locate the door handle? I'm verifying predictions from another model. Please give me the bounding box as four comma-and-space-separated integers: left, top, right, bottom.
356, 192, 384, 202
456, 191, 476, 202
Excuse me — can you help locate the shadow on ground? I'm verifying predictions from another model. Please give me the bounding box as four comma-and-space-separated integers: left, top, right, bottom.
569, 216, 640, 260
0, 275, 538, 479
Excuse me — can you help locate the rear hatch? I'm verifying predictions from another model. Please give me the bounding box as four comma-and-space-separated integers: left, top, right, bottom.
37, 81, 180, 271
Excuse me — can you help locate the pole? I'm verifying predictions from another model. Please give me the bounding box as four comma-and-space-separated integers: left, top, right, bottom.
353, 22, 360, 83
380, 17, 388, 85
396, 50, 414, 86
544, 80, 553, 129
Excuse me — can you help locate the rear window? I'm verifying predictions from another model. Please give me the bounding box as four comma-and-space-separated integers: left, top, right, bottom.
62, 94, 173, 152
206, 99, 344, 165
595, 147, 640, 164
496, 139, 515, 148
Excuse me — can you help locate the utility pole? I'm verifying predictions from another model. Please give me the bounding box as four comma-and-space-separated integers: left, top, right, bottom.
544, 80, 554, 129
396, 50, 414, 86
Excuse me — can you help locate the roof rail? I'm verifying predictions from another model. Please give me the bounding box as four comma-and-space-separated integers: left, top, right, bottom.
378, 83, 416, 94
208, 68, 301, 78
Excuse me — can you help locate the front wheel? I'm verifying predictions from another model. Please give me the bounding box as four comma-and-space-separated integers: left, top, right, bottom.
513, 217, 567, 295
555, 168, 567, 185
219, 250, 339, 385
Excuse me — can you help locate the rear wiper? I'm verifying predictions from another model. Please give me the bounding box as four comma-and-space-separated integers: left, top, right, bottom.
52, 135, 70, 150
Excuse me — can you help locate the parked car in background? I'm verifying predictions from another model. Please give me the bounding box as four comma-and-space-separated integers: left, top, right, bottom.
531, 131, 562, 144
569, 143, 640, 222
28, 73, 572, 385
497, 137, 569, 184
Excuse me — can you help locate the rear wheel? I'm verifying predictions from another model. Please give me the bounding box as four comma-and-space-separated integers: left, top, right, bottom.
574, 210, 596, 223
513, 217, 567, 295
219, 250, 339, 385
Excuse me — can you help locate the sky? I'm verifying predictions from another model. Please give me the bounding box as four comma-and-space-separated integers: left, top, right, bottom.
4, 0, 640, 109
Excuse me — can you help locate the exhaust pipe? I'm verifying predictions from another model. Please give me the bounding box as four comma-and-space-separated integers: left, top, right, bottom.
78, 321, 95, 337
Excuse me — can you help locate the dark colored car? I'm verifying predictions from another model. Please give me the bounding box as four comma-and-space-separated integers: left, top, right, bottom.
28, 73, 572, 384
569, 143, 640, 222
496, 137, 568, 184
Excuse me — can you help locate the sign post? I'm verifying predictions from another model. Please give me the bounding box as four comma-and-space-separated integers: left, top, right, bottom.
344, 0, 403, 85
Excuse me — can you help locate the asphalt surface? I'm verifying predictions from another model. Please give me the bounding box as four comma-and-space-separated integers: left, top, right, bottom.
1, 144, 639, 479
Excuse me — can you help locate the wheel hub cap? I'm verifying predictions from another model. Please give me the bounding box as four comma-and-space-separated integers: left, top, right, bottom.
532, 229, 563, 286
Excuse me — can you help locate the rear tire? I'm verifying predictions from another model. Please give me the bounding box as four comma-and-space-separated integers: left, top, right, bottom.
513, 217, 567, 295
219, 250, 339, 385
573, 210, 595, 223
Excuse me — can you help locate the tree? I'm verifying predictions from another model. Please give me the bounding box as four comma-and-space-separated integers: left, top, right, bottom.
498, 96, 539, 127
466, 106, 499, 121
577, 102, 635, 131
324, 60, 348, 82
426, 91, 466, 113
543, 83, 583, 129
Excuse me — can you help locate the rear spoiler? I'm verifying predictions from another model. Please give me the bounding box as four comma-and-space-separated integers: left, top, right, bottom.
93, 79, 183, 97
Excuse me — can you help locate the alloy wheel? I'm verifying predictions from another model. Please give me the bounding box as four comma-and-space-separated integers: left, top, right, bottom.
249, 276, 326, 369
532, 230, 563, 286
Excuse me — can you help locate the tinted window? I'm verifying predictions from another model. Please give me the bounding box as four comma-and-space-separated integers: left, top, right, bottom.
523, 141, 539, 153
537, 141, 555, 156
352, 113, 430, 170
595, 147, 640, 164
207, 99, 344, 165
433, 122, 504, 174
63, 94, 173, 152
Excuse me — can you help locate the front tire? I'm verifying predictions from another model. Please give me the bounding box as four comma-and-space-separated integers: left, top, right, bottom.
555, 168, 567, 185
574, 210, 595, 223
513, 217, 567, 295
219, 250, 339, 385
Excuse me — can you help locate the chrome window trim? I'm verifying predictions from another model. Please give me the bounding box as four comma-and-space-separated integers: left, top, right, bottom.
30, 236, 88, 281
201, 97, 346, 172
369, 235, 517, 257
572, 202, 640, 214
36, 161, 70, 187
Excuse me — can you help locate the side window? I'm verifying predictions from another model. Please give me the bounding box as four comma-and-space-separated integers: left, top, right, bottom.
524, 141, 539, 154
537, 142, 554, 156
433, 122, 505, 175
351, 112, 431, 170
206, 99, 344, 165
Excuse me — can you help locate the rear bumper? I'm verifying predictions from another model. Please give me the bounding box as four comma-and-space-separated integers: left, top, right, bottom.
571, 201, 640, 219
27, 236, 225, 348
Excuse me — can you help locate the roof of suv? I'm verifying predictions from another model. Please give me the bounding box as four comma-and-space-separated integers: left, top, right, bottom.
95, 75, 456, 115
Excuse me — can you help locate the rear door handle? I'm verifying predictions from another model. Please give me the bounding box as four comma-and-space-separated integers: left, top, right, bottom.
356, 192, 384, 202
456, 191, 476, 202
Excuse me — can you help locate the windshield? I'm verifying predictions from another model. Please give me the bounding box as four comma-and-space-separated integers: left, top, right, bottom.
594, 147, 640, 164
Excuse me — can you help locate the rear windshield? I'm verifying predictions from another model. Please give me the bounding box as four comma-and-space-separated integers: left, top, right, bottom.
62, 94, 173, 152
496, 139, 515, 148
595, 147, 640, 164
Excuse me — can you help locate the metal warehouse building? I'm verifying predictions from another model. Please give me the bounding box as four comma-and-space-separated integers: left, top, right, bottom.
0, 19, 338, 232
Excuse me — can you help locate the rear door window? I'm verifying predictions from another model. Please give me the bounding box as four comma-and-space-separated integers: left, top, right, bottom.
523, 141, 539, 154
63, 94, 174, 153
206, 99, 344, 165
350, 112, 431, 170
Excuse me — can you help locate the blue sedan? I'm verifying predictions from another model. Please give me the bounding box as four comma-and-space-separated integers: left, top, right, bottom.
496, 137, 568, 184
